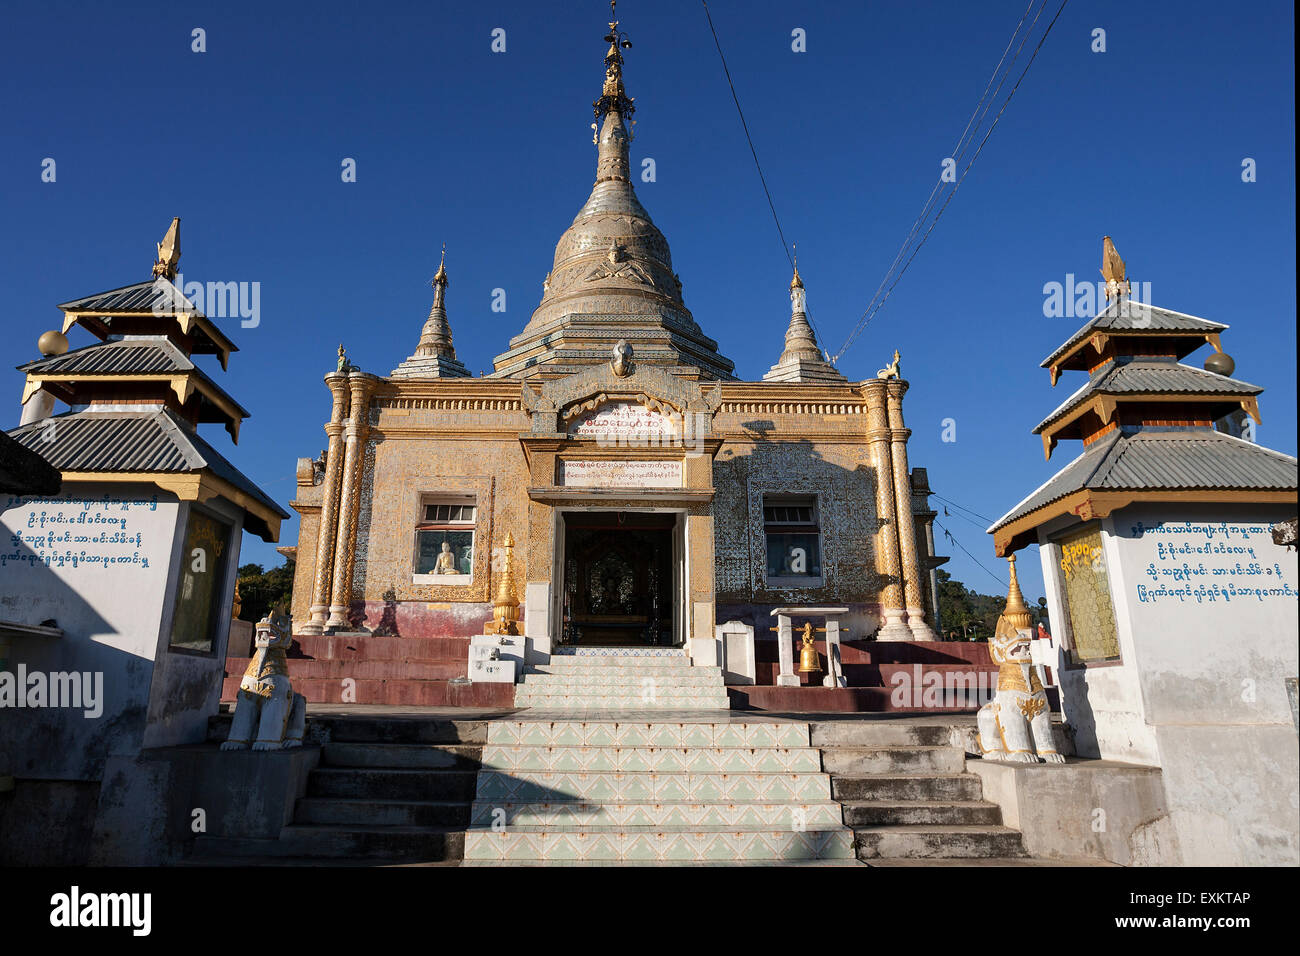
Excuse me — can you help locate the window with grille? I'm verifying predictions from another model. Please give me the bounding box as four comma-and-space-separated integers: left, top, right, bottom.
1054, 523, 1121, 664
764, 495, 822, 582
415, 497, 477, 576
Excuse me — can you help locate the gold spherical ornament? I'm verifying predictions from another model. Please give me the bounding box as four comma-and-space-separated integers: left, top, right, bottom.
37, 330, 69, 357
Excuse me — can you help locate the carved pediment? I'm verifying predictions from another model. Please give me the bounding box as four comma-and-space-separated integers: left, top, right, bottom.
520, 361, 721, 436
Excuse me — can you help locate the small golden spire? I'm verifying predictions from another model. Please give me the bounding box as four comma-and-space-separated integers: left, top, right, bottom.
152, 217, 181, 281
790, 243, 803, 290
1002, 554, 1033, 630
594, 0, 635, 119
433, 243, 447, 287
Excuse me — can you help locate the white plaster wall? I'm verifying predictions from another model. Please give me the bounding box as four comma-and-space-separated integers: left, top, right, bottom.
0, 484, 182, 779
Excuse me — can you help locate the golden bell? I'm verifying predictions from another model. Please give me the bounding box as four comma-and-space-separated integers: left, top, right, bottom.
798, 636, 820, 674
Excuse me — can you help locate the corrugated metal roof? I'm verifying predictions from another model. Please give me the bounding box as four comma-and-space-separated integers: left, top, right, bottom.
18, 337, 191, 375
1033, 359, 1261, 433
57, 279, 204, 317
989, 429, 1298, 532
5, 408, 288, 522
1041, 301, 1227, 368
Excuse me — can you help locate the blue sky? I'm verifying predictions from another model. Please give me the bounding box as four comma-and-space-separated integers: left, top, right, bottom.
2, 0, 1294, 605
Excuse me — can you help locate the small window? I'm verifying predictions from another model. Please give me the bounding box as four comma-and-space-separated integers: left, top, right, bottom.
169, 507, 232, 653
764, 495, 822, 582
1054, 524, 1121, 664
415, 497, 476, 576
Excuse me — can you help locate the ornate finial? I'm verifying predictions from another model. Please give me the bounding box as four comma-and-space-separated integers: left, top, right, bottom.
433, 243, 448, 287
876, 349, 901, 380
790, 243, 803, 290
152, 217, 181, 280
1101, 235, 1130, 302
490, 532, 521, 635
1002, 555, 1033, 630
232, 579, 243, 619
594, 0, 635, 119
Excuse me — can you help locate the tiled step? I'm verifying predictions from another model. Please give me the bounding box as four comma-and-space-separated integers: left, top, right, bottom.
550, 648, 688, 662
462, 826, 855, 863
841, 800, 1002, 827
517, 682, 729, 697
521, 669, 724, 685
852, 825, 1027, 860
513, 695, 730, 710
486, 720, 809, 748
321, 742, 482, 770
296, 798, 471, 827
831, 772, 984, 802
307, 767, 479, 801
475, 770, 832, 802
527, 664, 706, 678
479, 745, 821, 773
222, 676, 514, 707
468, 799, 845, 828
820, 745, 967, 775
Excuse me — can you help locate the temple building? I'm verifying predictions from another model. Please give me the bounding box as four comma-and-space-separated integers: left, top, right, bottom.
988, 238, 1298, 865
283, 11, 947, 705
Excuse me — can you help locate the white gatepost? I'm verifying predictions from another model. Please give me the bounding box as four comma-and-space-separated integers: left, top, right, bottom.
715, 620, 755, 685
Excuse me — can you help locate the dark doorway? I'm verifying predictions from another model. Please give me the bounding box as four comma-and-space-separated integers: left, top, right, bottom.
561, 512, 675, 646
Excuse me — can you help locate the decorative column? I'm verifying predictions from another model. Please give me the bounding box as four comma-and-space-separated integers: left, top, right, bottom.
863, 380, 910, 640
326, 371, 376, 631
886, 380, 938, 641
302, 370, 350, 634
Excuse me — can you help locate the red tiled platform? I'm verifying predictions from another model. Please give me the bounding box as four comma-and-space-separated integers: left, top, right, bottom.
221, 632, 514, 708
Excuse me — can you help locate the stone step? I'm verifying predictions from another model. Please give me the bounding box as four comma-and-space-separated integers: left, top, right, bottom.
546, 652, 690, 667
222, 676, 514, 707
831, 773, 984, 802
462, 826, 855, 863
852, 825, 1027, 860
809, 721, 957, 748
291, 634, 472, 662
476, 769, 832, 802
322, 717, 491, 745
512, 695, 731, 711
479, 745, 822, 773
820, 745, 967, 775
468, 799, 845, 829
486, 720, 809, 748
192, 825, 466, 862
514, 686, 729, 701
307, 767, 479, 801
522, 669, 724, 685
295, 798, 471, 827
226, 658, 465, 681
841, 800, 1002, 827
462, 858, 864, 867
321, 742, 483, 770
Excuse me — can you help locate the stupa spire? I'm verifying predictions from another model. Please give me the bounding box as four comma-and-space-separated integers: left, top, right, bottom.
763, 251, 847, 384
390, 245, 470, 379
594, 1, 635, 121
1001, 555, 1034, 630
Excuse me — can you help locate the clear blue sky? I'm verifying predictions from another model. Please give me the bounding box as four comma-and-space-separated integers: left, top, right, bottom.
2, 0, 1294, 605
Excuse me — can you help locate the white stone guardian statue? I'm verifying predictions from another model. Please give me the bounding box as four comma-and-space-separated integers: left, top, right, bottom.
977, 557, 1064, 764
221, 610, 306, 751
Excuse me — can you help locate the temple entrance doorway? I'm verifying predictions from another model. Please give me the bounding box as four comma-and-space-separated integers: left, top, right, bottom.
558, 511, 679, 646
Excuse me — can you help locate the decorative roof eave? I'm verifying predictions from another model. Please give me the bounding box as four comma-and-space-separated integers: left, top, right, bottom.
21, 371, 250, 442
59, 470, 283, 542
60, 304, 237, 371
992, 487, 1298, 557
1040, 302, 1228, 372
1047, 329, 1224, 386
1036, 392, 1262, 460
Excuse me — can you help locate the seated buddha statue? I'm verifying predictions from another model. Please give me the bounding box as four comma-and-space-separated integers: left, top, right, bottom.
433, 541, 459, 574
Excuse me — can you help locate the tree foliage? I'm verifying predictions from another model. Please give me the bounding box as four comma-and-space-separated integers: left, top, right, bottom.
935, 568, 1047, 641
236, 560, 296, 622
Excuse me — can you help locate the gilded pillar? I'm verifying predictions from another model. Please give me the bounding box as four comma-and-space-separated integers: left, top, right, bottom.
863, 381, 910, 640
886, 381, 938, 641
303, 371, 350, 634
326, 372, 376, 630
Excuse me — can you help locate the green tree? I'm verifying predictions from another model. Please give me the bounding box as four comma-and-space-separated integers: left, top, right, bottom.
236, 560, 296, 622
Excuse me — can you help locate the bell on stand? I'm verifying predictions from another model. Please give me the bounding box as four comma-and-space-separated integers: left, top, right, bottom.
797, 621, 821, 674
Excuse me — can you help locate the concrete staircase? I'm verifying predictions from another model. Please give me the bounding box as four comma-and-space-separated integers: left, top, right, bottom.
811, 720, 1030, 863
514, 646, 729, 711
222, 633, 514, 708
463, 717, 857, 864
192, 715, 488, 865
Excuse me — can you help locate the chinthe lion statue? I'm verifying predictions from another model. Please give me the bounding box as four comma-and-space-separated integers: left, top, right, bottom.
976, 556, 1064, 764
221, 610, 306, 751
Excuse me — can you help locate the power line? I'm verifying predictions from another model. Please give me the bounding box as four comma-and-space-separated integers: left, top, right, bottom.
700, 0, 824, 346
936, 519, 1007, 590
832, 0, 1070, 364
932, 493, 996, 526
